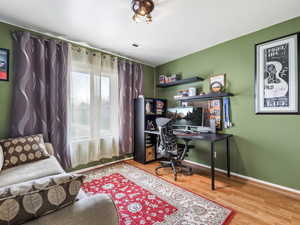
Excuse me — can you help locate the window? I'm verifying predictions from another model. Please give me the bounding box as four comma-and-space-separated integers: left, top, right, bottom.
99, 76, 111, 133
68, 48, 119, 167
70, 71, 91, 140
69, 51, 118, 141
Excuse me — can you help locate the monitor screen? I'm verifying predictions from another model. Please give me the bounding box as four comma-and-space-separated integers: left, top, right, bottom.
167, 107, 203, 127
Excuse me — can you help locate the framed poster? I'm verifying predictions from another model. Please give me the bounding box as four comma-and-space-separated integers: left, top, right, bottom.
0, 48, 9, 81
255, 33, 300, 114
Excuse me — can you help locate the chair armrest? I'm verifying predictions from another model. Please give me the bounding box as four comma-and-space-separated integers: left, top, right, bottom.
24, 194, 119, 225
45, 143, 55, 156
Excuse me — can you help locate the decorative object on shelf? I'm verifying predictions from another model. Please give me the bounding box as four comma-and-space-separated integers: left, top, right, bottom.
159, 75, 166, 84
145, 99, 156, 115
208, 100, 222, 130
179, 89, 189, 97
255, 33, 300, 114
188, 87, 197, 96
174, 88, 191, 100
132, 0, 154, 23
146, 120, 156, 130
209, 73, 226, 93
156, 100, 165, 115
0, 48, 9, 81
170, 74, 181, 82
164, 76, 171, 83
159, 74, 181, 84
223, 97, 233, 128
145, 101, 152, 114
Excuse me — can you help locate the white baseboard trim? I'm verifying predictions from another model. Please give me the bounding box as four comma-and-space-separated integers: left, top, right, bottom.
184, 159, 300, 195
72, 157, 134, 174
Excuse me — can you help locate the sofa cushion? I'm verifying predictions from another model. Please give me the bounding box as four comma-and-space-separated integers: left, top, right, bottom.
23, 194, 119, 225
0, 146, 3, 172
0, 134, 50, 169
0, 156, 64, 188
0, 173, 85, 225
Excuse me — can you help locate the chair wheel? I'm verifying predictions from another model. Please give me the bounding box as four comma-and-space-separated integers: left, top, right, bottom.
182, 167, 192, 176
155, 169, 160, 176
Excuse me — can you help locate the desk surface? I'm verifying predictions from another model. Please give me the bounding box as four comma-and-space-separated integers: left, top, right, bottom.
144, 130, 232, 142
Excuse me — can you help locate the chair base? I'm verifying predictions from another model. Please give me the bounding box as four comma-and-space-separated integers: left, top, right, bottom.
155, 160, 192, 181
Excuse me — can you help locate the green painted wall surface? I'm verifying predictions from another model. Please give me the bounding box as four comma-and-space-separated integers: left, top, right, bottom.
143, 65, 156, 98
156, 17, 300, 190
0, 22, 155, 139
0, 23, 14, 139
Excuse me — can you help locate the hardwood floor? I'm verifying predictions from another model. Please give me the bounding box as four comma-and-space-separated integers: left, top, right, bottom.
126, 160, 300, 225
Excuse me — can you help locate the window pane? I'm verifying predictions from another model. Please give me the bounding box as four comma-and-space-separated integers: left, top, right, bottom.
70, 72, 91, 139
100, 76, 111, 133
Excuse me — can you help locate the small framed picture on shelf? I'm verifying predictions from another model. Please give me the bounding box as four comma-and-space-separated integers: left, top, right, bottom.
0, 48, 9, 81
210, 73, 225, 93
255, 33, 300, 114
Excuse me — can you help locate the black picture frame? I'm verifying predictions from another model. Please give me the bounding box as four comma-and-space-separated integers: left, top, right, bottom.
254, 33, 300, 114
0, 48, 9, 82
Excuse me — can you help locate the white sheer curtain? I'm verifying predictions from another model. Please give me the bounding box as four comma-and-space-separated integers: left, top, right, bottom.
68, 46, 119, 168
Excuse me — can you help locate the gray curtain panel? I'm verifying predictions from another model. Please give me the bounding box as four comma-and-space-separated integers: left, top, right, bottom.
11, 31, 71, 169
118, 60, 144, 155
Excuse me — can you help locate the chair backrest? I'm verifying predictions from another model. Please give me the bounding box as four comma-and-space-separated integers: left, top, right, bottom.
156, 118, 177, 156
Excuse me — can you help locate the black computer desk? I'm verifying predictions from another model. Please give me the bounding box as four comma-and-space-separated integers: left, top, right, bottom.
145, 130, 233, 190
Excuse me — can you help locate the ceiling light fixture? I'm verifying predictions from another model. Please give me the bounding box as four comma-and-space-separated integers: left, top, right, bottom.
132, 0, 154, 24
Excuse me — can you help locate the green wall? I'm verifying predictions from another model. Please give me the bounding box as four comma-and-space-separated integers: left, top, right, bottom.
0, 22, 14, 139
156, 17, 300, 190
143, 65, 156, 98
0, 22, 155, 139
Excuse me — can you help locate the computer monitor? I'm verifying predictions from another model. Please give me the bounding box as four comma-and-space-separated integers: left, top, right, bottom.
166, 107, 204, 127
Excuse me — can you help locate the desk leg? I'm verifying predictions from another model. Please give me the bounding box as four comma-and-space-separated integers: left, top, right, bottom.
226, 137, 231, 177
211, 142, 215, 190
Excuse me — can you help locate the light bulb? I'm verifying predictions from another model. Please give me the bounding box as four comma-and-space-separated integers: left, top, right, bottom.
133, 14, 142, 23
138, 7, 146, 16
146, 15, 152, 23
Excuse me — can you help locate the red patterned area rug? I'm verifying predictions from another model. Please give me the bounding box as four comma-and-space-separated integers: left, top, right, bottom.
81, 163, 234, 225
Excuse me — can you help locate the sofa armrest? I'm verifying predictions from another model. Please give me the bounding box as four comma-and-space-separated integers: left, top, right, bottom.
45, 143, 55, 156
24, 194, 119, 225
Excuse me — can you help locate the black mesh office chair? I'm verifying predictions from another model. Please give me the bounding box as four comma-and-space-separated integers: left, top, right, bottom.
155, 118, 193, 181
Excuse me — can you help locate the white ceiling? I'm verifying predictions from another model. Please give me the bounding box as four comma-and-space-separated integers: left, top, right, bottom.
0, 0, 300, 66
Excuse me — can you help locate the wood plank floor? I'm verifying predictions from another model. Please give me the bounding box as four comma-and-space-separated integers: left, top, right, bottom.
126, 160, 300, 225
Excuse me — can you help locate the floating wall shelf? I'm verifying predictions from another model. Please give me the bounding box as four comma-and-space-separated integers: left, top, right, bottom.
176, 92, 234, 101
156, 76, 204, 88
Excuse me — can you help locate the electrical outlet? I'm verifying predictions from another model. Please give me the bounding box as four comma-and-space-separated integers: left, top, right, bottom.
214, 151, 217, 158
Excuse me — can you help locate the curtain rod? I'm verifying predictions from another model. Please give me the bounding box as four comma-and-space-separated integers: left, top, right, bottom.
1, 19, 155, 67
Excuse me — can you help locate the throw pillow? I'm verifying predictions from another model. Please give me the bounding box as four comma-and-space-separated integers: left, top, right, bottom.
0, 173, 85, 225
0, 134, 50, 169
0, 146, 3, 172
